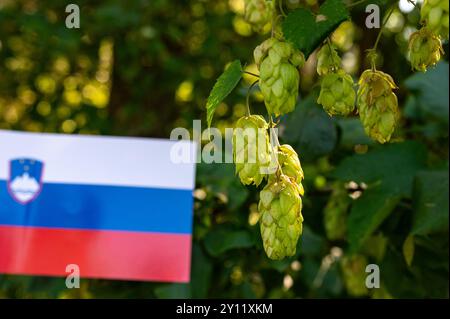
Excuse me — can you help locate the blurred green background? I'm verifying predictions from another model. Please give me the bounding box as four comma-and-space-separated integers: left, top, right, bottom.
0, 0, 448, 298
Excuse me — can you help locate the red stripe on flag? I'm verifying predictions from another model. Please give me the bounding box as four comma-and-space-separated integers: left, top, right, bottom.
0, 225, 191, 282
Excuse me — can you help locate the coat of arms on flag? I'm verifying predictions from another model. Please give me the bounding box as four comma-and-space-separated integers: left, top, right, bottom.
8, 158, 44, 204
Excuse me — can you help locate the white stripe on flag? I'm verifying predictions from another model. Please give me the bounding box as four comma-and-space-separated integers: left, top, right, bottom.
0, 130, 196, 190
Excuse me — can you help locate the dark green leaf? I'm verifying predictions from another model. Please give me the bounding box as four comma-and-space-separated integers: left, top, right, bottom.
154, 284, 190, 299
412, 170, 449, 235
347, 185, 402, 252
206, 60, 242, 127
404, 62, 449, 124
282, 0, 349, 57
204, 227, 254, 257
283, 93, 337, 161
332, 141, 427, 196
336, 118, 374, 148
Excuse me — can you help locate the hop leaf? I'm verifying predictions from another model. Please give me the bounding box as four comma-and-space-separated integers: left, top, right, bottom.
357, 70, 400, 144
421, 0, 449, 40
255, 38, 305, 117
317, 70, 356, 116
408, 27, 444, 72
233, 115, 271, 186
259, 174, 303, 260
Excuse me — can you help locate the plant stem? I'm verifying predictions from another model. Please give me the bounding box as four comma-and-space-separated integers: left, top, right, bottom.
326, 37, 339, 72
368, 4, 395, 68
372, 5, 395, 52
246, 80, 259, 116
243, 70, 260, 78
278, 0, 287, 17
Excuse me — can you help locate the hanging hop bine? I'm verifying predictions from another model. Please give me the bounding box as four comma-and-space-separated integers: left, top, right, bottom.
421, 0, 449, 40
244, 0, 273, 33
357, 70, 400, 144
408, 26, 444, 72
254, 38, 305, 117
233, 115, 271, 186
259, 145, 304, 260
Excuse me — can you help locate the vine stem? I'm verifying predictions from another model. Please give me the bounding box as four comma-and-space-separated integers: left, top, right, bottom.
243, 71, 259, 78
246, 80, 259, 116
368, 4, 396, 68
278, 0, 287, 17
407, 0, 418, 8
326, 37, 339, 72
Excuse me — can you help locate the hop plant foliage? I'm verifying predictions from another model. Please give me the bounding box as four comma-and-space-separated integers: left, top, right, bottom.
254, 38, 305, 116
316, 44, 341, 76
421, 0, 449, 40
408, 27, 444, 72
340, 255, 369, 297
324, 182, 350, 241
259, 174, 303, 260
244, 0, 273, 33
233, 115, 271, 186
317, 70, 356, 116
357, 70, 400, 144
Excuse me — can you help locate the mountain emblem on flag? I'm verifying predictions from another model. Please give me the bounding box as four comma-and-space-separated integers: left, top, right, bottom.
7, 158, 44, 204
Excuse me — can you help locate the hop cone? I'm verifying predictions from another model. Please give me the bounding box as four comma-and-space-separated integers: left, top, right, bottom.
273, 144, 305, 196
316, 44, 341, 76
408, 27, 443, 72
323, 182, 350, 241
357, 70, 400, 144
254, 38, 305, 116
244, 0, 273, 33
233, 115, 271, 186
259, 174, 303, 260
421, 0, 449, 39
317, 70, 356, 116
341, 255, 369, 297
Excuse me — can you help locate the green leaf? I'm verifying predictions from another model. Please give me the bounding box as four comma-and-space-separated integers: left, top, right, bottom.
283, 93, 337, 161
154, 284, 190, 299
190, 244, 213, 298
206, 60, 242, 127
347, 185, 402, 252
336, 118, 374, 148
204, 227, 254, 257
412, 170, 449, 235
404, 62, 449, 124
197, 162, 249, 210
332, 141, 427, 196
403, 235, 415, 267
282, 0, 349, 58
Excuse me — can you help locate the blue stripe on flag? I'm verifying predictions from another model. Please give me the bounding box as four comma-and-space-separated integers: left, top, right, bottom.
0, 180, 193, 234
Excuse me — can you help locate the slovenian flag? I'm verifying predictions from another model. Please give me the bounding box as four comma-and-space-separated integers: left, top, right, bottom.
0, 130, 196, 282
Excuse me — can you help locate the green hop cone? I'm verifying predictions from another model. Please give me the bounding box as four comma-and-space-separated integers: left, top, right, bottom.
254, 38, 305, 117
323, 182, 350, 241
421, 0, 449, 39
316, 44, 341, 76
357, 70, 400, 144
340, 255, 369, 297
272, 144, 305, 196
233, 115, 271, 186
244, 0, 273, 33
408, 27, 444, 72
317, 70, 356, 116
259, 174, 303, 260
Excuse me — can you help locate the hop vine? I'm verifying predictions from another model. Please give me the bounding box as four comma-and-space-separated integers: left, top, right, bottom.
205, 0, 447, 260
